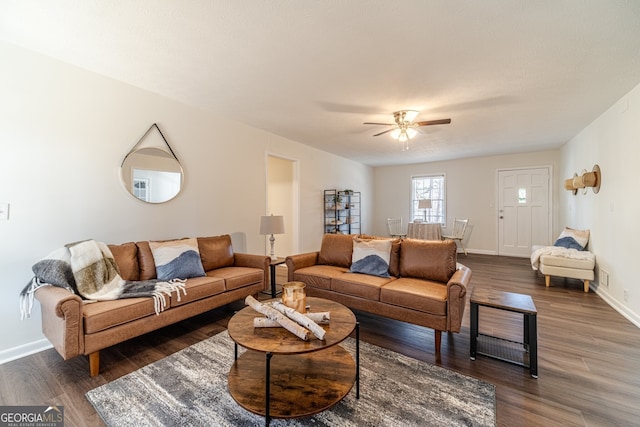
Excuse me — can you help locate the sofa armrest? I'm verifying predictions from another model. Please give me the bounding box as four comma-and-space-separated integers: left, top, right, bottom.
234, 253, 270, 270
234, 253, 270, 290
34, 286, 84, 359
285, 252, 319, 281
445, 264, 471, 333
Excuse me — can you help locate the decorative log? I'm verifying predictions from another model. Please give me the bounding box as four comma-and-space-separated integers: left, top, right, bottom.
244, 296, 310, 340
253, 311, 330, 328
272, 301, 326, 340
253, 317, 282, 328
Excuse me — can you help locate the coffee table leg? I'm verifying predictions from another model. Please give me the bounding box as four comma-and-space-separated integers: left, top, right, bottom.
356, 322, 360, 399
265, 352, 272, 426
470, 301, 478, 360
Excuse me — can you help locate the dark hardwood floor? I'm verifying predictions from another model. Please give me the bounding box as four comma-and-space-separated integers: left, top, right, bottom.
2, 254, 639, 426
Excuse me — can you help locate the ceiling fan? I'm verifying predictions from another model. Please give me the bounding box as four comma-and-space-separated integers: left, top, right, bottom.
364, 110, 451, 150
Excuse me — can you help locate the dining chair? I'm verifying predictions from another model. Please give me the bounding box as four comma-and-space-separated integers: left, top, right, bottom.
442, 218, 469, 255
386, 218, 407, 239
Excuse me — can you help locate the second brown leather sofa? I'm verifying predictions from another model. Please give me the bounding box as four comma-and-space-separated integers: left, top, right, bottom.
285, 233, 471, 354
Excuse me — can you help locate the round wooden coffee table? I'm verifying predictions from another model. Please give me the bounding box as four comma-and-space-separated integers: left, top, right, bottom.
227, 297, 359, 424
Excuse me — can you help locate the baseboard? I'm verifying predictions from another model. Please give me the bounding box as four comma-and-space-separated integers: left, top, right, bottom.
594, 286, 640, 328
0, 339, 52, 365
459, 249, 496, 256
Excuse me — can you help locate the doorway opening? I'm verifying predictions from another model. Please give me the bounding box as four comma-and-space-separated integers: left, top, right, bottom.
266, 155, 299, 259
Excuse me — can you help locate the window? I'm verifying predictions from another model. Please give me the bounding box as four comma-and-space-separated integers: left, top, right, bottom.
411, 174, 445, 224
133, 177, 150, 202
518, 188, 527, 204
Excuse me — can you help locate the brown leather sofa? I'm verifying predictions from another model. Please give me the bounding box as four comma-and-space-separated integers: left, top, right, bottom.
285, 234, 471, 354
34, 234, 269, 377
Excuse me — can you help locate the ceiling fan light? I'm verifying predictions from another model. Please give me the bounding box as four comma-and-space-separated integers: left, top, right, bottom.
398, 131, 408, 143
406, 128, 418, 139
390, 128, 402, 140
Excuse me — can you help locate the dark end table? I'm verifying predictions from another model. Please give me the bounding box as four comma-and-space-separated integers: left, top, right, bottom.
261, 257, 286, 298
470, 288, 538, 378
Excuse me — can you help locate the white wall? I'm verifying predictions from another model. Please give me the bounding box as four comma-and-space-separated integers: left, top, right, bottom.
373, 150, 560, 254
0, 42, 373, 360
559, 81, 640, 327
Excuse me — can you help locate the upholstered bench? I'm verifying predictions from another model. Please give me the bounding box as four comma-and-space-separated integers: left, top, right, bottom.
531, 227, 595, 293
537, 253, 595, 292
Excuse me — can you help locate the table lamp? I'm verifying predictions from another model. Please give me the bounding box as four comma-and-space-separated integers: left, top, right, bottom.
260, 214, 285, 260
418, 199, 432, 222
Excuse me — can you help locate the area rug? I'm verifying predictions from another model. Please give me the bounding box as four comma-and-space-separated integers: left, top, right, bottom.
86, 331, 495, 426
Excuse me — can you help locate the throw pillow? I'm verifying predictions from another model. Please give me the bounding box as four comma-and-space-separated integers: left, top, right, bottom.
358, 234, 401, 277
349, 238, 392, 278
149, 238, 205, 280
554, 227, 590, 251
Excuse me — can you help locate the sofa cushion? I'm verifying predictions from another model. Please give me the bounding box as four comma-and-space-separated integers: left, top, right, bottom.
149, 238, 206, 280
198, 235, 235, 271
318, 234, 356, 268
350, 238, 392, 278
540, 254, 595, 270
108, 242, 140, 281
293, 265, 349, 290
136, 241, 157, 280
206, 266, 263, 291
399, 239, 457, 283
170, 276, 226, 307
83, 298, 157, 334
357, 235, 401, 277
380, 277, 447, 316
332, 272, 395, 301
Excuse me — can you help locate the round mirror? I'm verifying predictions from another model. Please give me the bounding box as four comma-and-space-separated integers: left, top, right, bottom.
120, 147, 183, 203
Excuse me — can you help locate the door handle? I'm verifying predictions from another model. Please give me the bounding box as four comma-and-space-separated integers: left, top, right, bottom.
499, 216, 504, 219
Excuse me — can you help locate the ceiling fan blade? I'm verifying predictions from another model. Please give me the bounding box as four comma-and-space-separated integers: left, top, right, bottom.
415, 118, 452, 126
373, 129, 395, 137
364, 122, 395, 126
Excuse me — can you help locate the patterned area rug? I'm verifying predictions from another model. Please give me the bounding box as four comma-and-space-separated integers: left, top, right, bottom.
86, 331, 495, 426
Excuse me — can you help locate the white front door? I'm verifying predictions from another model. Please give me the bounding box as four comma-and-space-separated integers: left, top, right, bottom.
498, 167, 551, 257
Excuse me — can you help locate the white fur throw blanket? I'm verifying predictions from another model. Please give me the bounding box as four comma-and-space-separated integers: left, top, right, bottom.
20, 240, 186, 319
530, 246, 595, 271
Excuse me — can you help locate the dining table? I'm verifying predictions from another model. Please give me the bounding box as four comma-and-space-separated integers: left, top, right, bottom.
407, 222, 442, 240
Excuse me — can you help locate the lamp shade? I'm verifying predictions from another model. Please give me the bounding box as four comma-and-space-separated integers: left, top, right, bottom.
418, 199, 432, 209
260, 215, 285, 235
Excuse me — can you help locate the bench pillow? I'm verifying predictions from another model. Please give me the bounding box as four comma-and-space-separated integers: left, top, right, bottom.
554, 227, 590, 251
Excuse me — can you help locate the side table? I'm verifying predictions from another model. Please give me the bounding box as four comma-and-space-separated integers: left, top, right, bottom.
263, 257, 286, 298
470, 288, 538, 378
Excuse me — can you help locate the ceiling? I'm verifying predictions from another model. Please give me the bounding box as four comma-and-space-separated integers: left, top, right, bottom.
2, 1, 640, 167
